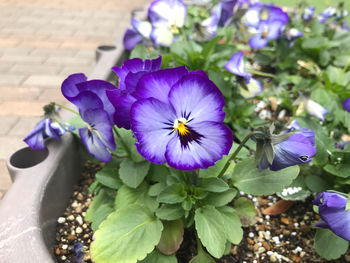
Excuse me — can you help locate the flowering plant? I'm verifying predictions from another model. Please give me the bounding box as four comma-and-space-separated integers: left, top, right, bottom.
25, 0, 350, 261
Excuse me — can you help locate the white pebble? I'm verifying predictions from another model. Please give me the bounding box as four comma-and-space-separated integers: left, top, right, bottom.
265, 231, 271, 240
249, 232, 254, 238
71, 200, 78, 208
268, 202, 273, 206
76, 227, 83, 234
76, 215, 83, 225
252, 197, 257, 202
258, 242, 262, 246
259, 218, 263, 223
291, 232, 297, 236
240, 191, 245, 195
294, 223, 299, 227
57, 217, 65, 224
267, 251, 274, 256
62, 244, 68, 250
61, 256, 66, 260
272, 236, 280, 244
266, 222, 270, 226
279, 234, 283, 239
265, 215, 270, 220
253, 260, 258, 263
296, 246, 303, 252
248, 194, 253, 199
67, 215, 74, 221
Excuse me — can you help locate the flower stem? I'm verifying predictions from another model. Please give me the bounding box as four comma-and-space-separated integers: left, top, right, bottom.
247, 69, 276, 78
54, 103, 79, 115
113, 126, 132, 158
217, 132, 254, 178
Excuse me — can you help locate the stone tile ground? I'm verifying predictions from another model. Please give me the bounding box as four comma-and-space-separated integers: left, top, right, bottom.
0, 0, 151, 197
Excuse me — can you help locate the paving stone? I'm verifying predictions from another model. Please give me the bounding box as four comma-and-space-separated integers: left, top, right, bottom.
0, 137, 26, 160
0, 101, 47, 117
23, 74, 66, 87
0, 87, 41, 101
8, 117, 42, 137
0, 55, 46, 64
30, 48, 78, 57
0, 159, 12, 191
10, 64, 62, 74
59, 65, 94, 76
0, 116, 19, 136
0, 74, 27, 85
45, 56, 92, 66
37, 89, 67, 103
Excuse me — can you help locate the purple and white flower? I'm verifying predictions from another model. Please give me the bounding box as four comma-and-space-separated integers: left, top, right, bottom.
148, 0, 187, 46
107, 56, 162, 129
269, 124, 316, 171
313, 192, 350, 242
318, 6, 336, 23
304, 98, 329, 122
123, 19, 152, 51
24, 119, 66, 150
61, 74, 116, 162
225, 51, 262, 98
302, 6, 315, 21
130, 68, 233, 170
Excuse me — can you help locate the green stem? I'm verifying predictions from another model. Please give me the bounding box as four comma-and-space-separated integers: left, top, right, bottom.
247, 69, 276, 78
54, 103, 79, 115
113, 126, 132, 158
217, 132, 255, 178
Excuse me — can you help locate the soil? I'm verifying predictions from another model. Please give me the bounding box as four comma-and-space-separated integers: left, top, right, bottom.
54, 161, 350, 263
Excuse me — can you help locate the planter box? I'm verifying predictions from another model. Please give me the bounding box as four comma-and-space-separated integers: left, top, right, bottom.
0, 28, 128, 263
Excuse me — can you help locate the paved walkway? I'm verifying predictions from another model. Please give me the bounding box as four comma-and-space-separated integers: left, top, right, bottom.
0, 0, 151, 198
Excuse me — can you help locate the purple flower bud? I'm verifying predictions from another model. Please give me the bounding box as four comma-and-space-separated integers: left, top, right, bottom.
313, 192, 350, 242
343, 97, 350, 113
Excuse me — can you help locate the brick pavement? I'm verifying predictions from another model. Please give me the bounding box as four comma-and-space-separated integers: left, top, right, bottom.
0, 0, 151, 197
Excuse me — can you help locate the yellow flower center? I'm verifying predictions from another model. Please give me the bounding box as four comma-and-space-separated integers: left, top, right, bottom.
260, 10, 269, 20
173, 118, 189, 135
171, 24, 179, 34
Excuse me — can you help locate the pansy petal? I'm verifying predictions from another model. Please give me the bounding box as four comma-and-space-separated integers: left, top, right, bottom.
266, 20, 284, 40
245, 4, 261, 28
123, 28, 142, 51
165, 121, 233, 170
240, 77, 262, 98
131, 19, 152, 38
270, 133, 316, 171
23, 119, 46, 150
44, 119, 61, 140
75, 80, 116, 119
305, 99, 328, 121
225, 51, 250, 78
249, 34, 269, 49
74, 91, 104, 113
61, 73, 87, 101
79, 127, 112, 162
218, 0, 236, 26
148, 0, 186, 27
343, 98, 350, 113
80, 108, 115, 151
151, 25, 174, 46
107, 90, 137, 129
168, 74, 226, 124
131, 97, 176, 164
134, 66, 188, 103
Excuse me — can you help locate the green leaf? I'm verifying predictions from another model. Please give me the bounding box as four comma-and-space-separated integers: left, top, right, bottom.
233, 197, 257, 227
119, 159, 150, 188
314, 228, 349, 260
231, 158, 300, 195
95, 167, 122, 189
199, 178, 229, 192
115, 183, 158, 212
302, 36, 328, 49
203, 188, 237, 207
130, 44, 160, 60
346, 197, 350, 211
138, 250, 177, 263
157, 183, 187, 204
324, 163, 350, 178
189, 243, 216, 263
149, 182, 168, 196
157, 220, 184, 255
217, 206, 243, 244
195, 206, 226, 258
114, 128, 144, 162
85, 188, 116, 231
305, 175, 330, 192
91, 205, 163, 263
156, 204, 185, 220
277, 176, 311, 201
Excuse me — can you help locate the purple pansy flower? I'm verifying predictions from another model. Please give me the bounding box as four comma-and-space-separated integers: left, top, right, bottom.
24, 119, 66, 150
148, 0, 187, 46
343, 97, 350, 113
302, 6, 315, 21
318, 6, 336, 23
61, 73, 116, 121
225, 51, 262, 98
123, 19, 152, 51
107, 56, 162, 129
61, 74, 116, 162
244, 3, 289, 49
130, 68, 233, 170
269, 123, 316, 171
313, 192, 350, 242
